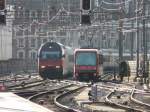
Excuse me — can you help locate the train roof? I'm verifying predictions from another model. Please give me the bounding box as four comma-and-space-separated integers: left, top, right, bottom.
39, 41, 73, 50
74, 48, 99, 52
38, 41, 74, 55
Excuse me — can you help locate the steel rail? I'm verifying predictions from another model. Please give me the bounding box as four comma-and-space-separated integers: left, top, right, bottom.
54, 86, 85, 112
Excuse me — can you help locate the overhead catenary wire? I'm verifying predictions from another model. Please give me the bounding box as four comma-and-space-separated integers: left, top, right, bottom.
6, 0, 149, 34
11, 5, 150, 31
12, 13, 150, 33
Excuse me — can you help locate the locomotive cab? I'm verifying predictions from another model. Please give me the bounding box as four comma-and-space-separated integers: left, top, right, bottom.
38, 42, 73, 79
74, 49, 103, 81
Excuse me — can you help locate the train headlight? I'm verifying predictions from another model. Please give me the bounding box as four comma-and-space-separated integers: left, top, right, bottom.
56, 66, 60, 68
41, 66, 46, 68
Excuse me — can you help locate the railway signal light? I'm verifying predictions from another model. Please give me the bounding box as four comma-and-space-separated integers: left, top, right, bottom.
0, 0, 6, 25
0, 0, 5, 10
81, 14, 91, 25
82, 0, 91, 11
80, 0, 91, 25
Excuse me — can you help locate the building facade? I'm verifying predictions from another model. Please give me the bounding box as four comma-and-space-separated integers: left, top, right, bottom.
5, 0, 150, 72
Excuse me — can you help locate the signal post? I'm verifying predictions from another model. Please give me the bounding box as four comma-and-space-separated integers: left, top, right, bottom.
0, 0, 6, 25
80, 0, 91, 25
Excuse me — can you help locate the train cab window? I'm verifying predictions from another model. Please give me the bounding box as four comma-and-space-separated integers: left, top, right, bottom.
41, 51, 60, 59
76, 53, 97, 66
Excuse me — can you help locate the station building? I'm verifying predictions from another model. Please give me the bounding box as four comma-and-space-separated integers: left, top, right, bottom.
3, 0, 150, 74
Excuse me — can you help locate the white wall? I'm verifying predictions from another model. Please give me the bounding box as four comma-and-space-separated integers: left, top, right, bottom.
0, 5, 14, 60
0, 25, 12, 60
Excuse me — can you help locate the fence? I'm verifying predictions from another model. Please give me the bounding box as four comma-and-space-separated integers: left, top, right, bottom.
0, 59, 38, 75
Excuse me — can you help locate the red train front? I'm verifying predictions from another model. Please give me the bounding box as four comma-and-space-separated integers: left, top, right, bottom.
38, 42, 63, 79
74, 49, 103, 81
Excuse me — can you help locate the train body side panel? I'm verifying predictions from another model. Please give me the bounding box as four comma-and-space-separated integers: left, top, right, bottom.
62, 50, 74, 77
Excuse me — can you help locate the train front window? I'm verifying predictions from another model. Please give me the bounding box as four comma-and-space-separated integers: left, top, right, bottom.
76, 52, 97, 66
41, 51, 60, 59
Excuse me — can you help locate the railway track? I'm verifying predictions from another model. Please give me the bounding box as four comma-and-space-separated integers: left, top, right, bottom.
54, 86, 86, 112
76, 82, 131, 112
100, 73, 114, 81
106, 88, 150, 112
52, 82, 150, 112
53, 80, 129, 112
3, 75, 41, 89
29, 84, 83, 112
131, 89, 150, 111
8, 80, 44, 90
12, 80, 72, 97
15, 90, 41, 98
3, 71, 150, 112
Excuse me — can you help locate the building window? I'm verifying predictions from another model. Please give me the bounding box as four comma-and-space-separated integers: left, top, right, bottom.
25, 10, 30, 18
102, 40, 107, 48
42, 38, 47, 43
43, 11, 48, 17
19, 10, 24, 18
57, 31, 66, 36
48, 32, 53, 36
60, 38, 65, 44
37, 39, 42, 48
37, 10, 42, 20
29, 51, 37, 59
49, 37, 54, 41
30, 38, 36, 48
16, 30, 23, 36
18, 38, 25, 48
31, 11, 36, 18
15, 11, 19, 18
146, 6, 149, 15
17, 51, 25, 59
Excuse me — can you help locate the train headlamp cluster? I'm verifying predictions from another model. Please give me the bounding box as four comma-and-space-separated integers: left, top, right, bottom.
41, 65, 60, 69
41, 66, 46, 68
56, 66, 60, 68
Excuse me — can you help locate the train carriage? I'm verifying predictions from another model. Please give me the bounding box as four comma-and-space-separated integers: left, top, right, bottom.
38, 42, 74, 79
74, 49, 103, 81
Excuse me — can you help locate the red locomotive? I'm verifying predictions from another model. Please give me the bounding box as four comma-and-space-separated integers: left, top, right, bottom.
38, 42, 73, 79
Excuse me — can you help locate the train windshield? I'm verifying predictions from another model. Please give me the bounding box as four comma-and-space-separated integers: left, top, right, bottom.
40, 51, 60, 59
76, 52, 97, 66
